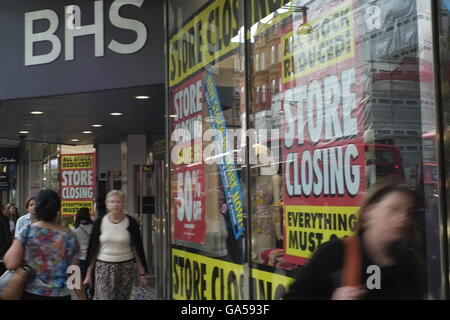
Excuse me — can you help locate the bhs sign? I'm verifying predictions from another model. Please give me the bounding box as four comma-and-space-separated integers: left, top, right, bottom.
25, 0, 147, 66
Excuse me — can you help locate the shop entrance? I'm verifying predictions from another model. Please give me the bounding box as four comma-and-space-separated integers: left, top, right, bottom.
0, 84, 167, 298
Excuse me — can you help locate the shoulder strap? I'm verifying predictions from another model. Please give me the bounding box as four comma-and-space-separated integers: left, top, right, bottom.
342, 236, 362, 288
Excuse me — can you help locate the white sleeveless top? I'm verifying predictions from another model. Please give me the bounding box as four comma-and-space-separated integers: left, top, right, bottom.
97, 215, 134, 262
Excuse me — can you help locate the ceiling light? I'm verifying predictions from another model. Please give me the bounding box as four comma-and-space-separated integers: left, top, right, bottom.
92, 124, 103, 128
31, 111, 43, 115
134, 95, 150, 100
82, 131, 92, 134
169, 115, 177, 118
18, 131, 29, 134
71, 139, 79, 142
110, 112, 123, 116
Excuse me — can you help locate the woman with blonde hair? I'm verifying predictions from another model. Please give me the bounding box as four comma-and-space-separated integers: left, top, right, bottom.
83, 190, 148, 300
284, 178, 426, 300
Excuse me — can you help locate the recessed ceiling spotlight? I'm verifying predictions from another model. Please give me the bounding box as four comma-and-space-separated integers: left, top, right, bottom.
18, 131, 29, 134
71, 139, 79, 142
92, 124, 103, 128
82, 131, 92, 134
110, 112, 123, 116
134, 95, 150, 100
31, 111, 43, 115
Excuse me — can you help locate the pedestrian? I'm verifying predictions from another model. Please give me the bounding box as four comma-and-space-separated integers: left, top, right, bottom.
3, 189, 86, 300
83, 190, 148, 300
73, 207, 93, 280
0, 211, 12, 275
3, 203, 18, 234
93, 195, 107, 220
283, 178, 426, 300
14, 197, 36, 237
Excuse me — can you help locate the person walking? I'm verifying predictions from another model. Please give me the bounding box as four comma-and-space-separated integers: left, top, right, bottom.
3, 203, 18, 234
0, 211, 12, 275
83, 190, 148, 300
73, 207, 93, 279
15, 197, 36, 237
283, 178, 426, 300
3, 189, 86, 300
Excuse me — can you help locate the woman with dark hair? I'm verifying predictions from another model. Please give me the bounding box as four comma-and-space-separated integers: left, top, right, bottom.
4, 189, 86, 300
3, 203, 18, 233
73, 207, 93, 280
284, 178, 426, 300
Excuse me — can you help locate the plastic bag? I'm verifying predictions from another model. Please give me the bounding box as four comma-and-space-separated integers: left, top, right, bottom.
129, 285, 152, 300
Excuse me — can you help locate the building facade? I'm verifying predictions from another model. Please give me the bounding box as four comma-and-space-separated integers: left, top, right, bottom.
166, 0, 450, 300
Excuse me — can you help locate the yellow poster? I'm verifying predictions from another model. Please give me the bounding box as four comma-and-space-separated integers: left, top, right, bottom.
284, 206, 359, 260
172, 249, 294, 300
61, 154, 93, 170
168, 0, 240, 87
281, 2, 355, 83
61, 200, 93, 216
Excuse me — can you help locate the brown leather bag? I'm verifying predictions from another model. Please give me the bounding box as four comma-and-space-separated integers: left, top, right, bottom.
342, 236, 363, 288
0, 225, 35, 300
1, 266, 34, 300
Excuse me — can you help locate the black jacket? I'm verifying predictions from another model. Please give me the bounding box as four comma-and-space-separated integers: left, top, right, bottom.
85, 214, 148, 273
284, 236, 426, 300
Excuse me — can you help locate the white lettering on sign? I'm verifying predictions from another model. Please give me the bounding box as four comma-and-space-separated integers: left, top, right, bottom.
176, 170, 202, 223
61, 170, 94, 186
173, 79, 203, 121
62, 187, 94, 199
283, 67, 357, 146
283, 67, 361, 198
24, 0, 148, 66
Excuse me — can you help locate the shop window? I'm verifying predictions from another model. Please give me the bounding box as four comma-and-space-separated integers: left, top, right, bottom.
256, 86, 260, 104
260, 51, 266, 70
168, 0, 443, 300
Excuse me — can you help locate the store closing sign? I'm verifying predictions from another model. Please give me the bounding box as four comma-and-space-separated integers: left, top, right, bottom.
281, 1, 365, 265
60, 153, 96, 216
168, 0, 295, 88
172, 249, 294, 300
168, 0, 240, 87
171, 73, 206, 244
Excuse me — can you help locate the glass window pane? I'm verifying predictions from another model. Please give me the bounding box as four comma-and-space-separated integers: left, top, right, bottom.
247, 0, 442, 299
168, 0, 248, 300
